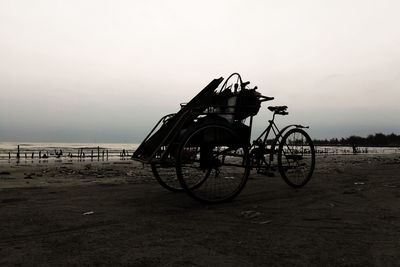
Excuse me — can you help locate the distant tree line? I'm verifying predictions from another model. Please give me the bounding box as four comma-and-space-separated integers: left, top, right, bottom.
313, 133, 400, 147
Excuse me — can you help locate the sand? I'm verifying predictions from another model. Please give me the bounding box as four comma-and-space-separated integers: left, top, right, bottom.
0, 154, 399, 266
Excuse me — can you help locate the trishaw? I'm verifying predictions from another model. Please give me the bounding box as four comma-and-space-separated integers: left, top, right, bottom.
132, 73, 315, 203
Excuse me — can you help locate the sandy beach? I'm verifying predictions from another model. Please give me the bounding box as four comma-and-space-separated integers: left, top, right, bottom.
0, 154, 399, 266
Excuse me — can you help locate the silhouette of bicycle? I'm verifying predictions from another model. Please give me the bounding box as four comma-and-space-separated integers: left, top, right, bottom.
134, 73, 316, 204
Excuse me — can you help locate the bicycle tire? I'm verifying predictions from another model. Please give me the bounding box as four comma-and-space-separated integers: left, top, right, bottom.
278, 128, 315, 188
151, 161, 183, 192
176, 123, 250, 204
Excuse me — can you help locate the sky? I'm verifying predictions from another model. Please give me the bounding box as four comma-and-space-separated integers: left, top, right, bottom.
0, 0, 399, 143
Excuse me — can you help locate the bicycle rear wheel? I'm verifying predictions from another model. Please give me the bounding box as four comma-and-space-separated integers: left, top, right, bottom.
151, 157, 183, 192
176, 124, 250, 204
278, 128, 315, 188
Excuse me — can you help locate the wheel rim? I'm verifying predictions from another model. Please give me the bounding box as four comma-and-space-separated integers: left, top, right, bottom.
151, 158, 182, 192
279, 129, 315, 187
177, 125, 250, 203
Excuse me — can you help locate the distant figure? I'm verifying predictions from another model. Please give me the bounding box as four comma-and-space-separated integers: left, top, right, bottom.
352, 143, 357, 154
55, 149, 63, 158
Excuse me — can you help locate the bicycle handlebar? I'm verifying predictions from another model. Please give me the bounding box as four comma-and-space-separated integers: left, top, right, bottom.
258, 95, 274, 102
241, 81, 250, 87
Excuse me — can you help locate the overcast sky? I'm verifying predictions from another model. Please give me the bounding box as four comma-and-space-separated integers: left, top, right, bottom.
0, 0, 399, 143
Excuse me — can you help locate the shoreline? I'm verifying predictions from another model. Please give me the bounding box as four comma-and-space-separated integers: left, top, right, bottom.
1, 153, 399, 189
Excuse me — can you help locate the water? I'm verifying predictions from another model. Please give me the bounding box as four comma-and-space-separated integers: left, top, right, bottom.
1, 142, 399, 164
0, 142, 140, 162
314, 145, 400, 155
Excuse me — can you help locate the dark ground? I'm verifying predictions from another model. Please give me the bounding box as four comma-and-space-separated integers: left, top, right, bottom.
0, 154, 399, 266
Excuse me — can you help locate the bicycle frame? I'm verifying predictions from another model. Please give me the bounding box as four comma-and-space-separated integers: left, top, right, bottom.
250, 110, 309, 169
134, 74, 316, 202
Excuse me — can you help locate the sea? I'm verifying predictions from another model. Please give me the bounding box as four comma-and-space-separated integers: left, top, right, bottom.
0, 142, 140, 163
0, 142, 399, 164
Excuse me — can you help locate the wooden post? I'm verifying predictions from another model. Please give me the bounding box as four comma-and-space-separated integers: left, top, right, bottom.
97, 146, 100, 160
91, 150, 93, 160
32, 152, 34, 159
39, 151, 41, 159
8, 152, 11, 159
25, 153, 27, 159
106, 150, 108, 160
17, 145, 20, 159
102, 150, 105, 160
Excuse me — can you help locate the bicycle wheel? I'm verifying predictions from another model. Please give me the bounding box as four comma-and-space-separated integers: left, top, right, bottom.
151, 157, 183, 192
278, 128, 315, 188
176, 123, 250, 204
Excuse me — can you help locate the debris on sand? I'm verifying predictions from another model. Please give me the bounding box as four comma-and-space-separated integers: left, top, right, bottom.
258, 220, 272, 225
383, 184, 397, 188
84, 164, 92, 170
24, 173, 34, 179
343, 189, 356, 194
240, 210, 261, 218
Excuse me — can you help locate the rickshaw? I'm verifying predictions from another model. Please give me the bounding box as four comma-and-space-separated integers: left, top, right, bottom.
132, 73, 315, 203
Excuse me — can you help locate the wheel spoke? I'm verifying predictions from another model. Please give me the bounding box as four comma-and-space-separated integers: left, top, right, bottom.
151, 151, 183, 192
278, 128, 315, 188
176, 124, 250, 203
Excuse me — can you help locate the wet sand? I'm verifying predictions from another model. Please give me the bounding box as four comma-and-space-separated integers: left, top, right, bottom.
0, 154, 399, 266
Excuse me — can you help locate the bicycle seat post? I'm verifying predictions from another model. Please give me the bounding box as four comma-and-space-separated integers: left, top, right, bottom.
269, 110, 277, 124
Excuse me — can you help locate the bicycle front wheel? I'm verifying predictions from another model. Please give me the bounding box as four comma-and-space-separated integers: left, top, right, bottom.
176, 123, 250, 204
278, 128, 315, 188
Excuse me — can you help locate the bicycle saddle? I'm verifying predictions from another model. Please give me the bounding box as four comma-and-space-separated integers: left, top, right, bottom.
268, 106, 288, 112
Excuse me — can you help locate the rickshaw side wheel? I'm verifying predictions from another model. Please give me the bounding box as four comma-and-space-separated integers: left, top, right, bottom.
278, 128, 316, 188
176, 123, 250, 204
151, 162, 184, 192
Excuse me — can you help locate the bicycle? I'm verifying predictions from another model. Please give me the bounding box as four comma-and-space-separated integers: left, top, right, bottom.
250, 105, 315, 188
132, 73, 316, 203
